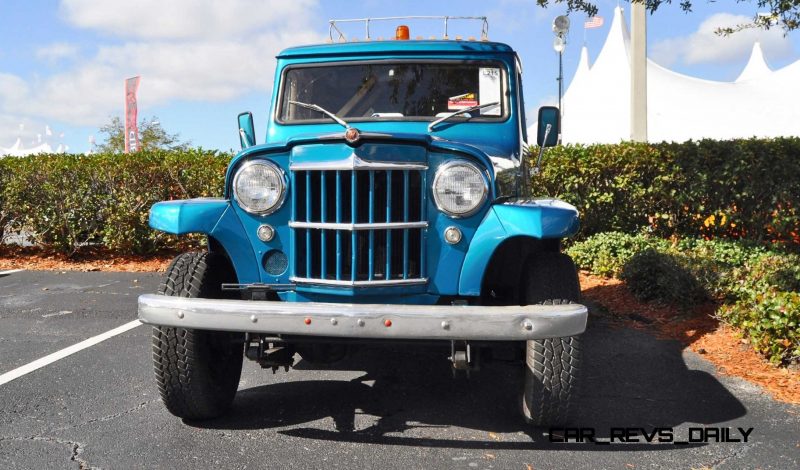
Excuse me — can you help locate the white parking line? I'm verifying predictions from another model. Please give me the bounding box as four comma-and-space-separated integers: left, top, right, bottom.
0, 320, 142, 386
41, 310, 74, 318
0, 269, 25, 276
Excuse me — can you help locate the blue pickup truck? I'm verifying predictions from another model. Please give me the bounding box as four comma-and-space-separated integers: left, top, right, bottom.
138, 17, 587, 426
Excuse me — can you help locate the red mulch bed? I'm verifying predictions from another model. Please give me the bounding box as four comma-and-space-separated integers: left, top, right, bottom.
580, 272, 800, 405
1, 246, 796, 404
0, 245, 173, 273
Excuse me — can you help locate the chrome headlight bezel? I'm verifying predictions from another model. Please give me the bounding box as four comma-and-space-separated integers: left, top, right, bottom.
232, 160, 287, 215
432, 160, 489, 218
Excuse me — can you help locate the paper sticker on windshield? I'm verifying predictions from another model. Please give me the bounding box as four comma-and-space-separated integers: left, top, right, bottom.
448, 93, 478, 110
479, 68, 501, 116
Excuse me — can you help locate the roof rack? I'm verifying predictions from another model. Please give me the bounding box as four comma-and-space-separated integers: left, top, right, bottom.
328, 16, 489, 42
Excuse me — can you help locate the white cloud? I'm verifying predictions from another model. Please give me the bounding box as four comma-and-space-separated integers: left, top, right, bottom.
0, 74, 30, 102
651, 13, 794, 67
60, 0, 318, 39
36, 43, 79, 62
486, 0, 550, 35
0, 0, 323, 129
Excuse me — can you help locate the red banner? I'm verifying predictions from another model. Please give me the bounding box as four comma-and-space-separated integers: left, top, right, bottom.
124, 76, 141, 153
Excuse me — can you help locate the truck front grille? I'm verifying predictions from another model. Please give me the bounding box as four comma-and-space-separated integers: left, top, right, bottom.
290, 165, 427, 286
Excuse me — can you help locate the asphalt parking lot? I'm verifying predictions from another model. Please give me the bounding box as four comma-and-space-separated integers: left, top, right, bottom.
0, 269, 798, 469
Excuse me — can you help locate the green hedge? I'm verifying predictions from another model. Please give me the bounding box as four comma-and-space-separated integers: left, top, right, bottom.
0, 157, 12, 242
2, 137, 798, 253
570, 232, 800, 365
538, 138, 800, 246
0, 150, 230, 254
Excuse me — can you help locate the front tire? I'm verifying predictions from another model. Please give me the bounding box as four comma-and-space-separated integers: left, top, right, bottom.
152, 252, 243, 420
520, 252, 582, 426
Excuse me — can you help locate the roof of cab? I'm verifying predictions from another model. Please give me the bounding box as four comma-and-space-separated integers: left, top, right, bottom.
277, 40, 515, 59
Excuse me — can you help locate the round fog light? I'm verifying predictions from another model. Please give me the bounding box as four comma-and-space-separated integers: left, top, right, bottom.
444, 226, 462, 244
257, 224, 275, 242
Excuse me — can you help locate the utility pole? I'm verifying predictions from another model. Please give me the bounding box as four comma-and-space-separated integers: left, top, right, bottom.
630, 2, 648, 142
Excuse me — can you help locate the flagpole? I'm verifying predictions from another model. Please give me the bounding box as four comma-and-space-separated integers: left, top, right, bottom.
583, 17, 587, 45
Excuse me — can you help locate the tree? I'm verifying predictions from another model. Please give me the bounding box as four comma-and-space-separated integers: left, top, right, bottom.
535, 0, 800, 33
96, 116, 190, 153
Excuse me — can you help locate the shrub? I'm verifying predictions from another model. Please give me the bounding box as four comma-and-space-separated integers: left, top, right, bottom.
620, 249, 706, 309
572, 231, 799, 364
567, 232, 667, 277
538, 143, 670, 237
3, 154, 108, 253
0, 157, 12, 241
536, 137, 800, 246
1, 149, 229, 255
669, 239, 765, 300
719, 291, 800, 365
671, 238, 765, 267
570, 232, 796, 300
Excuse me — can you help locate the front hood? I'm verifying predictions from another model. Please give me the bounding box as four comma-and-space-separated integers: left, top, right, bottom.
226, 130, 498, 196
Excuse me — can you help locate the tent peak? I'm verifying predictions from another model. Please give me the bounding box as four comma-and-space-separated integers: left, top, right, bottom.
736, 41, 772, 82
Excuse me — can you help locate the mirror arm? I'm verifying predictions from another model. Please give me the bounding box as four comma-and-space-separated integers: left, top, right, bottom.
532, 123, 551, 176
239, 128, 253, 148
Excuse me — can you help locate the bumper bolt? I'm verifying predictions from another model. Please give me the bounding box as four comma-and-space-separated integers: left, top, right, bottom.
384, 319, 392, 327
330, 318, 338, 325
441, 321, 450, 330
357, 319, 365, 327
250, 315, 257, 323
522, 320, 533, 331
304, 317, 312, 325
177, 311, 184, 319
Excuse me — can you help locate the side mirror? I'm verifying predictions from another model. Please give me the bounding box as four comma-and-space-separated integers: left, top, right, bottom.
237, 112, 256, 149
536, 106, 559, 147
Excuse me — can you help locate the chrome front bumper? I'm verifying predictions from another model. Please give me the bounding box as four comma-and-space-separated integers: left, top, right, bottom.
137, 294, 588, 341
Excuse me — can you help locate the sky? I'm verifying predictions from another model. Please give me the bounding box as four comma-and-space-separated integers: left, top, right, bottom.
1, 0, 798, 153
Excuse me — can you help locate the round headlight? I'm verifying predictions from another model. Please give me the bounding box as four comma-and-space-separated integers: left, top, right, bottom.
233, 160, 286, 214
433, 161, 488, 217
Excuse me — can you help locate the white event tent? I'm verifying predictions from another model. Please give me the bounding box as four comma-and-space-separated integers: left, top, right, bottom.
0, 138, 56, 157
559, 7, 800, 144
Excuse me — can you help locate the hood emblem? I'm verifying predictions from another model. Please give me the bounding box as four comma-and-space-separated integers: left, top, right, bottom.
344, 127, 361, 144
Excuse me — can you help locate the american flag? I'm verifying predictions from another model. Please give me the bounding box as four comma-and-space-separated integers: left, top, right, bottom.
584, 16, 604, 29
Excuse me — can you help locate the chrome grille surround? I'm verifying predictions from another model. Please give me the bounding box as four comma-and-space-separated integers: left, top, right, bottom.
290, 155, 428, 287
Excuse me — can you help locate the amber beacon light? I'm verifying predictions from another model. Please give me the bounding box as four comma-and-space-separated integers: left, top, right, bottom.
395, 25, 410, 40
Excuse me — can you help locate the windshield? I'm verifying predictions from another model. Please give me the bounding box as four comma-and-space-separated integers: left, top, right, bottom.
278, 62, 506, 123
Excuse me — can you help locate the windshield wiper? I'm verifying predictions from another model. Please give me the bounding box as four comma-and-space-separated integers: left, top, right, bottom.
427, 101, 500, 132
288, 100, 350, 129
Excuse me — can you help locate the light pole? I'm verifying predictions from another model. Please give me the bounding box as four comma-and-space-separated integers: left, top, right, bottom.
553, 15, 570, 143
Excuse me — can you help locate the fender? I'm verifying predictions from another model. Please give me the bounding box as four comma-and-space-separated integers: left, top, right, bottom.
149, 198, 229, 234
458, 199, 580, 296
149, 199, 260, 284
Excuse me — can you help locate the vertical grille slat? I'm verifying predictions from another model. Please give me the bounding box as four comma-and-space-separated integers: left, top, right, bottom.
419, 171, 427, 279
291, 164, 426, 287
350, 170, 358, 282
290, 171, 298, 277
305, 171, 312, 278
368, 172, 375, 280
385, 170, 392, 278
320, 171, 327, 279
402, 170, 410, 280
335, 170, 342, 280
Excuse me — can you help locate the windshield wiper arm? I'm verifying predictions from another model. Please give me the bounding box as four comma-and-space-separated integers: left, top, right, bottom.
427, 101, 500, 132
288, 100, 350, 129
